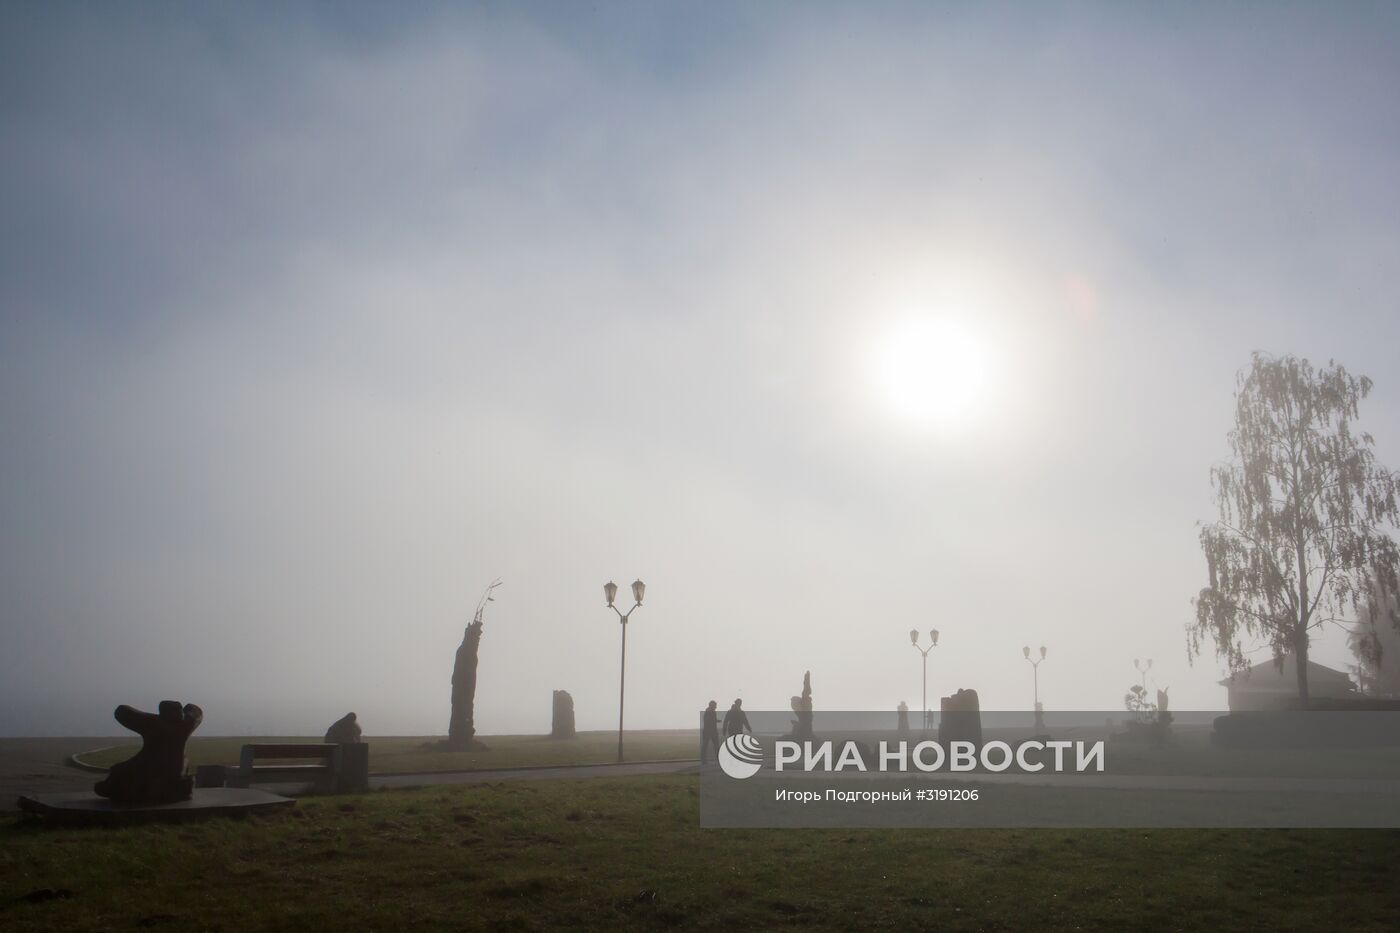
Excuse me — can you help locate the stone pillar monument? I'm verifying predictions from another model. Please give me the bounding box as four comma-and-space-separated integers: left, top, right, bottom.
448, 619, 484, 749
446, 579, 499, 751
551, 690, 576, 739
938, 688, 982, 749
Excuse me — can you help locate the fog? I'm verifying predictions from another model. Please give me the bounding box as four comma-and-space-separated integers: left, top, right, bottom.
4, 4, 1400, 736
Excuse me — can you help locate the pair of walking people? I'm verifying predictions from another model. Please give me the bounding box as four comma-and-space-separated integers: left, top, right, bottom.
700, 698, 751, 763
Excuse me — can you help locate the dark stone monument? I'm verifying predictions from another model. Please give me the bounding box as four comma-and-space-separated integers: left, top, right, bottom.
789, 671, 814, 741
93, 701, 203, 805
896, 701, 910, 736
938, 688, 982, 749
551, 690, 576, 739
325, 711, 362, 744
447, 580, 499, 751
447, 619, 486, 750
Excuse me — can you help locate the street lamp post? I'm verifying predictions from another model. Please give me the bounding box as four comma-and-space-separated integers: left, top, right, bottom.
1134, 658, 1153, 693
603, 579, 646, 764
1023, 645, 1048, 731
909, 629, 940, 734
1133, 658, 1154, 722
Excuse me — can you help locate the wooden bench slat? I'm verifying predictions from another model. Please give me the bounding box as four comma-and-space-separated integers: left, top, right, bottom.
242, 744, 337, 759
227, 741, 366, 794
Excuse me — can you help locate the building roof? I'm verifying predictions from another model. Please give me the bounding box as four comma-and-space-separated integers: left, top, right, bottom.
1218, 655, 1356, 692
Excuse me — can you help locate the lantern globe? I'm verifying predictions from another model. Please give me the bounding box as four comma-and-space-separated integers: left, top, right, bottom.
604, 581, 618, 607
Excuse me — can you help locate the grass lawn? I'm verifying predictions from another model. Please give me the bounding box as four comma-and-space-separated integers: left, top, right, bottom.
73, 730, 700, 773
4, 775, 1400, 931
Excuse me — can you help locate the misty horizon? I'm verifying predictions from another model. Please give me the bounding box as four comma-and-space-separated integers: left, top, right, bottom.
5, 3, 1400, 737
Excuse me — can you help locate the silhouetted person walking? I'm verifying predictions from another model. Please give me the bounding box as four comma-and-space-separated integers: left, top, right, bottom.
723, 698, 751, 737
700, 700, 720, 762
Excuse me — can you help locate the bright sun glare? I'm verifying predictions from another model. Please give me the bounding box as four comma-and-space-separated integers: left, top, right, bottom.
873, 317, 995, 431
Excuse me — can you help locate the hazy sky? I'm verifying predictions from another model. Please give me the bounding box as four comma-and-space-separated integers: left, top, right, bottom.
4, 3, 1400, 736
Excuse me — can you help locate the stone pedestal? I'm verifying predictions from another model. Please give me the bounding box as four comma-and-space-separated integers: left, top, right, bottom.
336, 743, 370, 792
194, 764, 228, 789
20, 787, 294, 825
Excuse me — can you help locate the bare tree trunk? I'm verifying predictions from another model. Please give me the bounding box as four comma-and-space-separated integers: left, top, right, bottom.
1294, 626, 1311, 709
1294, 493, 1312, 708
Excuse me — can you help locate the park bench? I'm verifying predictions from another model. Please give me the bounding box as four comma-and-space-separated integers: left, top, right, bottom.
206, 743, 369, 794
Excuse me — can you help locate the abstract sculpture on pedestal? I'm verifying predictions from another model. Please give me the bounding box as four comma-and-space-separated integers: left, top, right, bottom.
448, 579, 499, 750
93, 701, 203, 805
789, 670, 814, 741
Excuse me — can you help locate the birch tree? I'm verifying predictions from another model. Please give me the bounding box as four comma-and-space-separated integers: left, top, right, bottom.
1191, 353, 1400, 704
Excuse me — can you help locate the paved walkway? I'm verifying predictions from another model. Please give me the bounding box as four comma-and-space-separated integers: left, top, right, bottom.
0, 738, 699, 809
0, 738, 120, 807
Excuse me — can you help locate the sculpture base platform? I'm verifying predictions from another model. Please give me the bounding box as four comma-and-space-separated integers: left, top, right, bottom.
17, 787, 295, 825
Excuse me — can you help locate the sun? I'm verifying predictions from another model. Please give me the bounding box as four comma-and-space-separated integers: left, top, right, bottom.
872, 316, 995, 431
